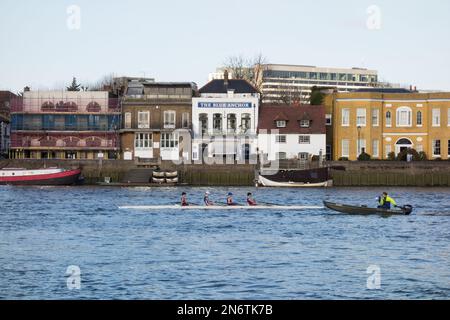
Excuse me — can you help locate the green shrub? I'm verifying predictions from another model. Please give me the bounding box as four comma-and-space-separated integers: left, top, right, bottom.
418, 151, 427, 161
358, 152, 371, 161
387, 152, 396, 161
338, 157, 349, 161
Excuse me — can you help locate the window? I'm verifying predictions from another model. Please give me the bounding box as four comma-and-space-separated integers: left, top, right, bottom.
298, 152, 309, 160
298, 135, 310, 144
448, 109, 450, 126
124, 112, 132, 129
385, 144, 392, 158
241, 114, 251, 132
432, 109, 440, 127
276, 152, 287, 160
372, 109, 379, 127
342, 109, 350, 126
372, 140, 379, 158
341, 139, 349, 157
164, 111, 176, 128
417, 111, 422, 126
357, 139, 366, 156
138, 111, 150, 129
299, 120, 310, 128
433, 140, 441, 156
227, 114, 237, 132
213, 114, 222, 133
199, 114, 208, 135
276, 135, 287, 143
161, 133, 179, 148
396, 107, 412, 127
325, 114, 332, 126
42, 115, 54, 130
88, 115, 100, 130
65, 115, 77, 130
181, 112, 190, 128
276, 120, 286, 128
135, 133, 152, 149
386, 111, 392, 127
356, 108, 366, 126
416, 144, 423, 152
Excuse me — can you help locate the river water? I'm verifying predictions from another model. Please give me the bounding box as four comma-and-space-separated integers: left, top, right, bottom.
1, 186, 449, 299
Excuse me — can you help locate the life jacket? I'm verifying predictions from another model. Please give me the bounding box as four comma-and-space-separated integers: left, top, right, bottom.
380, 195, 396, 206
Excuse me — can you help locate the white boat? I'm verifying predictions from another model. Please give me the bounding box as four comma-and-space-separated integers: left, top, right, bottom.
119, 205, 324, 210
258, 175, 332, 188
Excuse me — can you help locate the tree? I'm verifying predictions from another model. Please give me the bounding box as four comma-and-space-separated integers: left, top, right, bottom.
310, 86, 325, 105
66, 77, 82, 91
88, 73, 116, 91
223, 53, 268, 93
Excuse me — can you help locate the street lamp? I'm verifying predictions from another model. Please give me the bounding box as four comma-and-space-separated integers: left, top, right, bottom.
357, 126, 362, 157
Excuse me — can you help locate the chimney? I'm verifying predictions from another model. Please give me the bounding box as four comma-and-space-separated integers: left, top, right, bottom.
24, 86, 30, 92
223, 70, 229, 87
409, 85, 412, 91
414, 86, 417, 92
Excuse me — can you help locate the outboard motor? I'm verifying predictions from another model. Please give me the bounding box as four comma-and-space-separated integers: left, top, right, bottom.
402, 205, 413, 215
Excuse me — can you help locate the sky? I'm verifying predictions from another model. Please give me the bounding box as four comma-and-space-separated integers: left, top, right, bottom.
1, 0, 450, 93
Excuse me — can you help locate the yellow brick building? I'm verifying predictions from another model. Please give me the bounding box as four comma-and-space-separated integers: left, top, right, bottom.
324, 91, 450, 160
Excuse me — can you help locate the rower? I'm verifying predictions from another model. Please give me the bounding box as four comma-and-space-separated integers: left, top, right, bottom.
227, 192, 237, 206
377, 192, 397, 209
181, 192, 189, 206
204, 191, 213, 206
247, 192, 257, 206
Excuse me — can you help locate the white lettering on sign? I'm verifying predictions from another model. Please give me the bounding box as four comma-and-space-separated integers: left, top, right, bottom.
198, 102, 252, 108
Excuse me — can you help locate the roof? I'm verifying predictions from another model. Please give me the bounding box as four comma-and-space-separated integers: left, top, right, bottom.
258, 104, 325, 134
199, 79, 259, 94
351, 88, 414, 94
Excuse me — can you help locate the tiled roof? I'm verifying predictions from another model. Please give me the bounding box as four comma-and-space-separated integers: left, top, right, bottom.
258, 104, 325, 134
199, 79, 259, 94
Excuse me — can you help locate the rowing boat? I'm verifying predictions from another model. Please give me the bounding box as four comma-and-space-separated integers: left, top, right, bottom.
119, 205, 324, 210
323, 201, 413, 216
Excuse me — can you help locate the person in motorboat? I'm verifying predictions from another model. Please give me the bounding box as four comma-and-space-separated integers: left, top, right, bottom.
377, 192, 397, 210
247, 192, 257, 206
227, 192, 238, 206
181, 192, 189, 206
204, 191, 214, 206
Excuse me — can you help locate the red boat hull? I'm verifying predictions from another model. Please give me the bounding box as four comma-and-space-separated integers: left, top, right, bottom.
0, 169, 82, 186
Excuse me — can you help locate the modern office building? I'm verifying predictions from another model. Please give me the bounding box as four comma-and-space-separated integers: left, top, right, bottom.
210, 64, 379, 104
192, 73, 260, 162
10, 90, 121, 159
120, 82, 197, 162
326, 89, 450, 160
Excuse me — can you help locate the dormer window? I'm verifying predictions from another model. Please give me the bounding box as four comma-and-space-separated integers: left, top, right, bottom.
299, 120, 310, 128
276, 120, 286, 128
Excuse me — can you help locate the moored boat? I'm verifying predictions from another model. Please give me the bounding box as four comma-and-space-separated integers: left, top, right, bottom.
164, 171, 178, 178
0, 168, 82, 186
324, 201, 413, 216
257, 167, 332, 188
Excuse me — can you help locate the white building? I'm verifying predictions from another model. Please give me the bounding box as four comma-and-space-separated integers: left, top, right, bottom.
258, 105, 326, 161
192, 74, 260, 162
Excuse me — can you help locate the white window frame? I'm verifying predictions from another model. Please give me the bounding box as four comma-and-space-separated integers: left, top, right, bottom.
396, 106, 412, 127
341, 139, 349, 157
372, 139, 379, 158
356, 108, 366, 127
298, 135, 311, 144
386, 111, 392, 127
299, 120, 310, 128
432, 139, 441, 157
298, 152, 309, 160
161, 132, 179, 149
164, 110, 176, 129
137, 111, 150, 129
275, 135, 287, 144
276, 152, 287, 160
342, 109, 350, 127
432, 108, 440, 127
447, 108, 450, 126
134, 133, 153, 149
276, 120, 286, 128
385, 144, 392, 158
181, 112, 190, 129
124, 112, 132, 129
357, 139, 366, 156
371, 109, 379, 127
